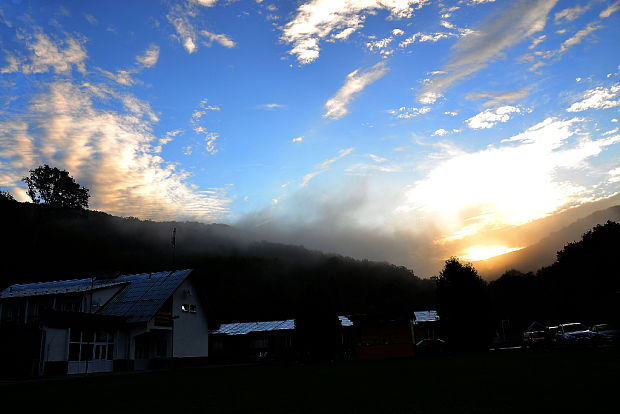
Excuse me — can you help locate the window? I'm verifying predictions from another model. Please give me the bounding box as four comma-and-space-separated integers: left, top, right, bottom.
68, 329, 114, 361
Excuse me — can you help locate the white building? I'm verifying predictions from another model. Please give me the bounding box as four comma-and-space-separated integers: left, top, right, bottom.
0, 269, 208, 376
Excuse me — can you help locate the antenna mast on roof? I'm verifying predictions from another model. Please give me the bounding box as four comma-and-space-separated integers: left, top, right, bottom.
171, 227, 176, 269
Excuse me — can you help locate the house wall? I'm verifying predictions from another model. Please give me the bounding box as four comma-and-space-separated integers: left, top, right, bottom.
171, 279, 208, 358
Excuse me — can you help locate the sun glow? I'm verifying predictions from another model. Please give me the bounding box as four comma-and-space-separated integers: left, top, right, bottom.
460, 245, 523, 262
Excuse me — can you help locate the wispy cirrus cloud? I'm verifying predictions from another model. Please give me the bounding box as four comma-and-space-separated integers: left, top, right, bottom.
419, 0, 558, 104
100, 44, 160, 86
324, 62, 388, 120
600, 0, 620, 18
301, 147, 354, 187
191, 98, 222, 155
465, 88, 530, 107
554, 3, 592, 23
167, 3, 235, 54
281, 0, 429, 65
201, 30, 235, 48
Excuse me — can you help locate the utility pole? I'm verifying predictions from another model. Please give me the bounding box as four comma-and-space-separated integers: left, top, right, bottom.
171, 227, 176, 269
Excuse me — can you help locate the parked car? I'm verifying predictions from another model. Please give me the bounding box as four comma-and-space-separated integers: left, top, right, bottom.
591, 324, 620, 343
556, 323, 596, 345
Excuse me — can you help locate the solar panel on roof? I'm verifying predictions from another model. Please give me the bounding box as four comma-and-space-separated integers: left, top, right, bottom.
99, 269, 191, 323
414, 310, 439, 323
210, 316, 353, 336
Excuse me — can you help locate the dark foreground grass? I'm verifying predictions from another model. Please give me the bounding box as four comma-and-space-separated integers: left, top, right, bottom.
2, 347, 619, 413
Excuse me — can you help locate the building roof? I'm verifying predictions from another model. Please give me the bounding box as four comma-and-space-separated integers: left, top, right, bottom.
98, 269, 192, 323
210, 315, 354, 336
413, 310, 440, 323
0, 278, 127, 299
1, 269, 193, 325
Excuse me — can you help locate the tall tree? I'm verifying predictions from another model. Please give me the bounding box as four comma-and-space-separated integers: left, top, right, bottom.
437, 258, 491, 351
22, 164, 90, 209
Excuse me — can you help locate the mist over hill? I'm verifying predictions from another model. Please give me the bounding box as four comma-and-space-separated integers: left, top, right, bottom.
0, 198, 435, 322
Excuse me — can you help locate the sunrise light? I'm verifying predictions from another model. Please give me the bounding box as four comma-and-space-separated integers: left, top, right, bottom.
460, 245, 524, 262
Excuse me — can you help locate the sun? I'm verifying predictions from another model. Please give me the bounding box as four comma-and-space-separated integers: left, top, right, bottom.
459, 245, 523, 262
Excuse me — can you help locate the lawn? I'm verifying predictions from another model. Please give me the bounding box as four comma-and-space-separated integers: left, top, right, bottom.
1, 347, 618, 413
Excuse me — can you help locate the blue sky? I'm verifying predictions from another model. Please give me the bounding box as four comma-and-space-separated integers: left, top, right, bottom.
1, 0, 619, 275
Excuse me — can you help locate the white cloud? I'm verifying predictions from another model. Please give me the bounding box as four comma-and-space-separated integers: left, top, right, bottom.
190, 98, 221, 155
419, 0, 557, 104
392, 28, 405, 36
301, 147, 354, 186
190, 0, 219, 6
366, 36, 394, 52
398, 117, 620, 241
204, 132, 219, 155
3, 33, 88, 75
390, 106, 431, 119
554, 4, 591, 23
566, 83, 620, 112
433, 128, 449, 136
324, 62, 388, 120
559, 22, 602, 54
292, 136, 303, 143
398, 31, 454, 48
0, 82, 231, 221
84, 14, 98, 25
167, 8, 197, 54
612, 118, 619, 122
444, 111, 458, 116
600, 0, 620, 18
257, 103, 285, 110
466, 105, 521, 129
136, 44, 160, 67
529, 34, 546, 49
201, 30, 236, 48
281, 0, 429, 65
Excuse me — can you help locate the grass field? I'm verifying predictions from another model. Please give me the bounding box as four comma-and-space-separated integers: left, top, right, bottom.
2, 347, 619, 413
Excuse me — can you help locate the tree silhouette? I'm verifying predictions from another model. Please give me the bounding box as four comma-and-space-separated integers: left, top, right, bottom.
437, 257, 491, 351
0, 190, 15, 201
22, 164, 89, 209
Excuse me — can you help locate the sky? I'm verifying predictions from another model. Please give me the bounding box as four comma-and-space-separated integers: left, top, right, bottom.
1, 0, 619, 276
